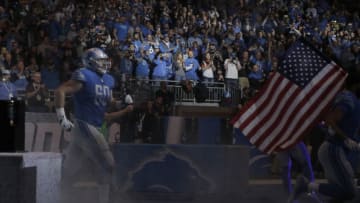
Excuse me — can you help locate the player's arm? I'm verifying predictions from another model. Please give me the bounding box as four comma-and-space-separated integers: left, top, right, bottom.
324, 106, 347, 140
325, 105, 359, 150
104, 95, 133, 122
54, 80, 83, 131
104, 105, 134, 122
54, 80, 83, 108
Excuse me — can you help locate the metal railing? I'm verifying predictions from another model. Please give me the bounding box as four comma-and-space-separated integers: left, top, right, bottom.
16, 79, 242, 107
123, 79, 231, 105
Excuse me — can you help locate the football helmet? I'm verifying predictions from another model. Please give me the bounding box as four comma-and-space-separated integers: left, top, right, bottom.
82, 48, 111, 74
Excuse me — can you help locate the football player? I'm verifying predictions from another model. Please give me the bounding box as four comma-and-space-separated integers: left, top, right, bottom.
55, 48, 133, 203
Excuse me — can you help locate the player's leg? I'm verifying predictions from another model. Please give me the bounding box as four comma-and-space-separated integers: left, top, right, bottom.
62, 136, 85, 185
73, 120, 115, 203
60, 123, 90, 203
276, 150, 293, 195
285, 142, 314, 203
291, 142, 325, 202
291, 141, 314, 182
74, 120, 114, 176
317, 142, 356, 201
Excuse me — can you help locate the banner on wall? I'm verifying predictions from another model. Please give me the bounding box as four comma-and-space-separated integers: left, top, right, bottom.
25, 113, 272, 179
25, 113, 223, 152
25, 112, 120, 152
24, 113, 252, 201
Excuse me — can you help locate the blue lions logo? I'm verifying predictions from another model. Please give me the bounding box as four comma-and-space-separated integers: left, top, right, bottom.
121, 148, 215, 199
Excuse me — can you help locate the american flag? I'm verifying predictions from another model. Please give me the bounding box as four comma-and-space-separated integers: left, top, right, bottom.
231, 39, 347, 154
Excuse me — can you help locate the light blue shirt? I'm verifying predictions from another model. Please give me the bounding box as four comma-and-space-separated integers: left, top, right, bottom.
0, 81, 18, 100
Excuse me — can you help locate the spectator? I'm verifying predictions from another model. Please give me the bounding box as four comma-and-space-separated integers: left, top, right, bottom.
173, 52, 186, 82
164, 52, 174, 79
153, 93, 166, 116
40, 57, 60, 90
37, 36, 55, 64
132, 30, 143, 56
9, 39, 23, 63
119, 44, 136, 79
0, 0, 358, 116
207, 42, 224, 82
0, 68, 17, 100
142, 34, 157, 61
155, 81, 174, 116
59, 60, 73, 83
25, 72, 50, 112
140, 20, 154, 39
24, 56, 40, 80
184, 50, 200, 81
238, 50, 251, 93
116, 96, 138, 143
137, 100, 162, 143
113, 16, 129, 43
94, 21, 112, 50
189, 40, 201, 60
152, 52, 169, 81
159, 34, 175, 54
250, 50, 267, 72
248, 63, 264, 90
1, 51, 14, 70
224, 52, 241, 90
10, 59, 28, 91
0, 47, 7, 64
200, 52, 216, 84
135, 48, 151, 81
66, 23, 78, 42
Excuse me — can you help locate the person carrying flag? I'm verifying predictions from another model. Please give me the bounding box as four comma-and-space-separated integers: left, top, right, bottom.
289, 70, 360, 203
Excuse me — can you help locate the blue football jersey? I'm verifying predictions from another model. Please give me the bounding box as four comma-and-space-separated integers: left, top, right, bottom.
71, 68, 115, 127
327, 90, 360, 143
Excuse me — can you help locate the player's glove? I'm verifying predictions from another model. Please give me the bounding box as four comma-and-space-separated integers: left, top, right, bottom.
56, 108, 74, 131
344, 138, 360, 151
125, 94, 134, 104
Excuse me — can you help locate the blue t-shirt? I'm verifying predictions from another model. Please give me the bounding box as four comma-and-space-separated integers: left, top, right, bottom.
41, 68, 60, 89
119, 57, 134, 75
71, 68, 115, 127
152, 57, 168, 78
248, 70, 263, 80
136, 57, 150, 77
13, 77, 28, 91
113, 22, 129, 42
140, 25, 152, 38
133, 39, 142, 53
184, 57, 200, 81
0, 81, 18, 100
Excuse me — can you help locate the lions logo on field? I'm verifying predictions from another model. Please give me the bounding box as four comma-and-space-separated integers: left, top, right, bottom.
121, 148, 215, 199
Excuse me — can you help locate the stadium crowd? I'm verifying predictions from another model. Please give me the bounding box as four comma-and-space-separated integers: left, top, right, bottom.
0, 1, 359, 202
0, 0, 359, 192
1, 2, 359, 202
0, 0, 359, 99
0, 0, 359, 111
